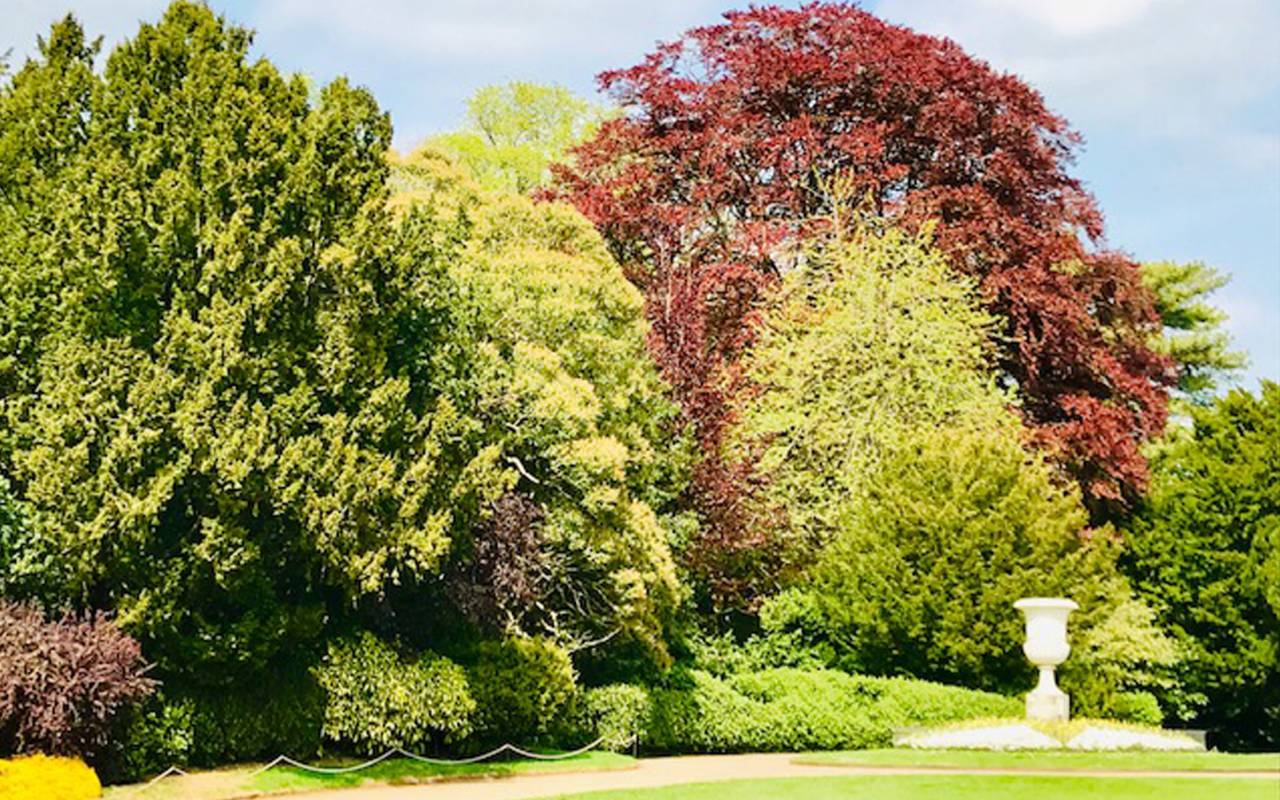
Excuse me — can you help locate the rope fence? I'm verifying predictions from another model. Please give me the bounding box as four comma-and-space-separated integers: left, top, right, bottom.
122, 734, 622, 797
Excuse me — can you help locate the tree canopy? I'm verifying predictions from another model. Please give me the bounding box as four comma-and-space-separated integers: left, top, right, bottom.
426, 82, 610, 194
0, 4, 687, 681
556, 3, 1173, 539
1123, 382, 1280, 747
1141, 260, 1246, 407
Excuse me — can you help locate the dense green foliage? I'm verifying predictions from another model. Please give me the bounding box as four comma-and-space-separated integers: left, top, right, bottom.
644, 669, 1019, 753
0, 3, 684, 690
468, 636, 576, 742
0, 0, 1269, 766
578, 685, 652, 751
1123, 383, 1280, 748
111, 669, 324, 780
315, 633, 475, 753
1141, 261, 1246, 406
731, 227, 1174, 709
426, 82, 609, 193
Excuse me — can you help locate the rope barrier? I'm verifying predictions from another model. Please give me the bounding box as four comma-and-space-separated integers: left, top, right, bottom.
122, 734, 623, 796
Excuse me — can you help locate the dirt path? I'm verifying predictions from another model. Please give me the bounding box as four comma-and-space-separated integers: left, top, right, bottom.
285, 753, 1280, 800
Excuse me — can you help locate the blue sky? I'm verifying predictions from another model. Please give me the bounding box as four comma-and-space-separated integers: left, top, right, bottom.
6, 0, 1278, 387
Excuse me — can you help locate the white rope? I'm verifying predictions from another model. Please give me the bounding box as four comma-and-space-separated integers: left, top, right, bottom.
125, 734, 626, 794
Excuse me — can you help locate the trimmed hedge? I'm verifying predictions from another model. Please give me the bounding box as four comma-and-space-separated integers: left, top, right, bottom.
0, 754, 101, 799
637, 668, 1019, 753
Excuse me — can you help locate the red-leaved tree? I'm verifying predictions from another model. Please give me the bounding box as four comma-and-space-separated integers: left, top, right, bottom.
554, 3, 1173, 607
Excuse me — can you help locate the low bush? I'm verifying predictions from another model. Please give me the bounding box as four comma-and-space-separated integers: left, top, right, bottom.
0, 754, 101, 799
863, 675, 1023, 726
315, 633, 474, 754
186, 669, 325, 767
580, 684, 651, 751
645, 668, 1019, 753
1106, 692, 1165, 726
107, 665, 326, 782
108, 696, 196, 782
468, 637, 576, 742
0, 601, 154, 761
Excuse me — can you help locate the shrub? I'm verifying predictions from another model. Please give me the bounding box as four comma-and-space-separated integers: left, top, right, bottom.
314, 634, 474, 754
185, 669, 325, 767
1108, 692, 1164, 726
580, 685, 651, 751
0, 754, 101, 799
645, 668, 1016, 753
0, 601, 154, 761
108, 696, 195, 782
107, 667, 325, 782
469, 637, 576, 742
860, 675, 1022, 726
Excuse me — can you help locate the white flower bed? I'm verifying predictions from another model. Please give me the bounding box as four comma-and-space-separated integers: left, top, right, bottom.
894, 722, 1205, 751
896, 724, 1060, 750
1066, 726, 1201, 751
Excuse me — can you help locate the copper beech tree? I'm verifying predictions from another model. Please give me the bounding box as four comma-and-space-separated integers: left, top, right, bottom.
554, 3, 1174, 605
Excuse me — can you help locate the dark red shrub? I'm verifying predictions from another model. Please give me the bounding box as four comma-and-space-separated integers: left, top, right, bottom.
447, 493, 549, 633
0, 600, 155, 760
554, 3, 1175, 603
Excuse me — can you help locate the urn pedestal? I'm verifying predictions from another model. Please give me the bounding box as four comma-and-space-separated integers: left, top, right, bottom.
1013, 597, 1078, 722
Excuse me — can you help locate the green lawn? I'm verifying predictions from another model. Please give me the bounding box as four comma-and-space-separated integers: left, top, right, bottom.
103, 751, 635, 800
553, 775, 1279, 800
796, 748, 1280, 773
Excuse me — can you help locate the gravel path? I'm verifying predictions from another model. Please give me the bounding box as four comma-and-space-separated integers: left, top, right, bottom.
284, 753, 1280, 800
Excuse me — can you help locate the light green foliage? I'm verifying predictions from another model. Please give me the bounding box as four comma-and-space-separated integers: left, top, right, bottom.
468, 636, 577, 742
389, 149, 689, 657
578, 684, 652, 751
644, 668, 1019, 753
1058, 597, 1181, 723
1141, 261, 1245, 406
425, 82, 610, 193
1123, 382, 1280, 748
732, 227, 1013, 559
735, 226, 1172, 701
314, 633, 475, 754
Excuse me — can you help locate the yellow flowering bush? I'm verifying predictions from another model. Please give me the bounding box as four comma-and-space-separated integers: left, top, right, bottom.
0, 754, 101, 799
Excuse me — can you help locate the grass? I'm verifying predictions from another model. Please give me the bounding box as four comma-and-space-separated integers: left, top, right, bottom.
103, 750, 635, 800
552, 775, 1280, 800
795, 748, 1280, 773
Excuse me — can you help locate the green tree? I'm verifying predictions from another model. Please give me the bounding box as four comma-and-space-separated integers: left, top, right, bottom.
1141, 260, 1245, 406
733, 226, 1174, 700
425, 82, 610, 194
0, 3, 687, 683
731, 224, 1013, 560
1123, 383, 1280, 747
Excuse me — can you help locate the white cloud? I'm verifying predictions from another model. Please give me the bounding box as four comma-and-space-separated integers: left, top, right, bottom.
974, 0, 1157, 36
254, 0, 722, 62
878, 0, 1280, 168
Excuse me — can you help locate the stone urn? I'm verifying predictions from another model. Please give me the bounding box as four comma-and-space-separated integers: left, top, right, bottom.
1013, 597, 1078, 722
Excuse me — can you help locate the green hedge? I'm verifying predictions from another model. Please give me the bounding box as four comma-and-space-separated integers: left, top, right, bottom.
639, 668, 1019, 753
108, 668, 325, 782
